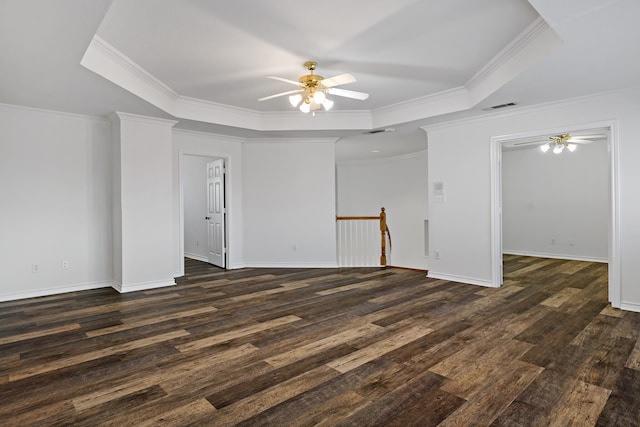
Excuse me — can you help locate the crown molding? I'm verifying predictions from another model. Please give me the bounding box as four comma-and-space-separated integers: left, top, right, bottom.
336, 149, 427, 167
82, 35, 374, 131
372, 87, 472, 129
259, 109, 373, 131
421, 86, 640, 132
172, 127, 247, 143
88, 36, 176, 96
82, 35, 178, 113
112, 111, 178, 127
353, 17, 561, 129
467, 18, 556, 91
466, 17, 563, 105
81, 18, 561, 132
243, 137, 339, 145
176, 95, 262, 130
0, 102, 109, 123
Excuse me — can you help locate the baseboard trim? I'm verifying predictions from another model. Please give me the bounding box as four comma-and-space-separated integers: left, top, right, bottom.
388, 265, 428, 273
243, 262, 339, 269
620, 301, 640, 313
337, 264, 385, 268
427, 272, 497, 288
503, 251, 608, 263
0, 281, 114, 302
112, 279, 176, 293
185, 253, 208, 262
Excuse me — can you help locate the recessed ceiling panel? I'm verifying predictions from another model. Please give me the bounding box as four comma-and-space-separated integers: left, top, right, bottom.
96, 0, 540, 112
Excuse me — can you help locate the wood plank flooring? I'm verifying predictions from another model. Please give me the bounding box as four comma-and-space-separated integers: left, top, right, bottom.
1, 255, 639, 426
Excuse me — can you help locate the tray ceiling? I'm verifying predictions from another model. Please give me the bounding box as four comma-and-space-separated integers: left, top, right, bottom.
82, 0, 558, 131
2, 0, 639, 154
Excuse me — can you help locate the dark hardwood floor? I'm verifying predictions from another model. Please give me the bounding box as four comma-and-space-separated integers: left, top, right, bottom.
1, 255, 639, 426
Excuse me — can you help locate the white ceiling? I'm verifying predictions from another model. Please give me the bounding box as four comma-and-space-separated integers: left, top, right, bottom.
1, 0, 639, 160
95, 0, 538, 112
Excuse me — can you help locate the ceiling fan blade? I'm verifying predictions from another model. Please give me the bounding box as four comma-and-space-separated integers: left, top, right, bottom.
512, 140, 546, 146
321, 73, 357, 88
265, 75, 301, 86
568, 135, 606, 141
258, 89, 303, 101
327, 87, 369, 100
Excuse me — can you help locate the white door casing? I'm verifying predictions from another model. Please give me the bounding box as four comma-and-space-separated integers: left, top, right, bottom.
490, 121, 619, 307
206, 159, 226, 268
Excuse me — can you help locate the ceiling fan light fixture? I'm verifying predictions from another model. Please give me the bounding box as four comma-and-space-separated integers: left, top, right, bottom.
322, 98, 334, 111
289, 94, 303, 107
313, 90, 326, 104
540, 133, 584, 154
259, 62, 369, 114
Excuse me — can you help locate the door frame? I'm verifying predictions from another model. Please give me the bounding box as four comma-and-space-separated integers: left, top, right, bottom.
489, 119, 620, 307
177, 150, 229, 276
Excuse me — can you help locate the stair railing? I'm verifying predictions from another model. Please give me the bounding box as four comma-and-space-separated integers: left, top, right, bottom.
336, 207, 391, 267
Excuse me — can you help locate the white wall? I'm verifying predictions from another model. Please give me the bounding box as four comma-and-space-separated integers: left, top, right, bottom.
242, 140, 337, 267
182, 154, 218, 261
336, 151, 428, 270
111, 113, 176, 291
502, 141, 608, 261
172, 129, 244, 274
425, 87, 640, 310
0, 104, 113, 301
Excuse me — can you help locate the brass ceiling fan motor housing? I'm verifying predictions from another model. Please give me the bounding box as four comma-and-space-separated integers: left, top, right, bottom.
299, 62, 324, 95
550, 133, 570, 144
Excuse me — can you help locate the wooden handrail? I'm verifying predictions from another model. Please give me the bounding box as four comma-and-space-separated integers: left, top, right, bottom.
336, 216, 380, 220
336, 207, 390, 266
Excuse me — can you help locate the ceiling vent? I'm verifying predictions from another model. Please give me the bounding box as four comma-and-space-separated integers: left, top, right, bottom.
483, 102, 517, 111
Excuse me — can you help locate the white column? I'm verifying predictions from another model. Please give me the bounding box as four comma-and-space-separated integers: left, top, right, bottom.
110, 112, 178, 292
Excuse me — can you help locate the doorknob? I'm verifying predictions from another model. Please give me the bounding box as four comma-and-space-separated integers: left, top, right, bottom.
205, 216, 210, 220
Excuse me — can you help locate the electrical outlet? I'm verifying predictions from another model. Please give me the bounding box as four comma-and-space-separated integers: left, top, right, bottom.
434, 251, 440, 259
292, 244, 297, 251
62, 260, 69, 269
551, 237, 556, 245
32, 264, 39, 273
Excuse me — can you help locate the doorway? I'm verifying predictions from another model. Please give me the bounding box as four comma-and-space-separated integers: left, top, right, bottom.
490, 121, 620, 307
180, 153, 228, 272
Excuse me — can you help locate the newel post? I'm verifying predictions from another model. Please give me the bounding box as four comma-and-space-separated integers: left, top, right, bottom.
380, 207, 387, 266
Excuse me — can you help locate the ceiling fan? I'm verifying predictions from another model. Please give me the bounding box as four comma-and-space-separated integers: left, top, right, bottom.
258, 61, 369, 113
513, 133, 606, 154
540, 133, 607, 154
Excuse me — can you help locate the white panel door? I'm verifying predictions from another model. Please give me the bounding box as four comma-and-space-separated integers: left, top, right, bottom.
206, 159, 225, 268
